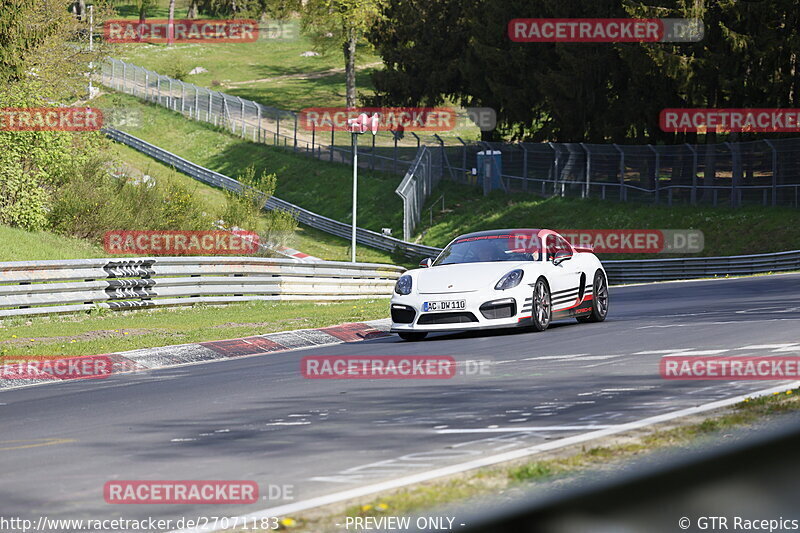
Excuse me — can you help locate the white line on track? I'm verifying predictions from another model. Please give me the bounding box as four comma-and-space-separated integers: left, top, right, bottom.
170, 380, 800, 533
520, 354, 589, 361
634, 349, 692, 355
736, 344, 798, 350
663, 350, 730, 356
435, 426, 618, 433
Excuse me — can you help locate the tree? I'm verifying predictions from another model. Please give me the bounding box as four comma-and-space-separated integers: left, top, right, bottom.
367, 0, 800, 143
0, 0, 110, 230
302, 0, 383, 108
168, 0, 176, 44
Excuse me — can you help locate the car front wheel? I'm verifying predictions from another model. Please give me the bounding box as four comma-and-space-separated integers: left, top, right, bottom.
577, 270, 609, 323
531, 278, 552, 332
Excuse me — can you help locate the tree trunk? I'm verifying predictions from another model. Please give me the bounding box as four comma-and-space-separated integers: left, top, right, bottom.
187, 0, 198, 19
343, 28, 357, 108
168, 0, 176, 45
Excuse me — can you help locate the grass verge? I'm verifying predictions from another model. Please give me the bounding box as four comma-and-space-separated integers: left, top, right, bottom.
418, 181, 800, 258
0, 225, 107, 262
255, 387, 800, 532
99, 92, 407, 236
0, 299, 388, 357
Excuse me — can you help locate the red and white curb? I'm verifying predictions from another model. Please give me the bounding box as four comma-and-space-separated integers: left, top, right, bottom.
273, 244, 321, 262
0, 319, 392, 391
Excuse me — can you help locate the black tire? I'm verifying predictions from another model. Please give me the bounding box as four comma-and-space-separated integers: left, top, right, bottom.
531, 277, 552, 332
398, 332, 428, 341
577, 270, 609, 323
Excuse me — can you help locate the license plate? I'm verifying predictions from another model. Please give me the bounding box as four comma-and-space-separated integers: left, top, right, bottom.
423, 300, 466, 312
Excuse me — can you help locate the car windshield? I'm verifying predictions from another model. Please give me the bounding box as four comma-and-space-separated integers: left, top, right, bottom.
434, 234, 542, 265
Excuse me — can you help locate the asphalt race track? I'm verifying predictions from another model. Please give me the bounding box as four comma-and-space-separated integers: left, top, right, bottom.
2, 273, 800, 528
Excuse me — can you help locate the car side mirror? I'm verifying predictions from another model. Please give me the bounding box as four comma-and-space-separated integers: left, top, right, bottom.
553, 250, 573, 266
419, 257, 434, 268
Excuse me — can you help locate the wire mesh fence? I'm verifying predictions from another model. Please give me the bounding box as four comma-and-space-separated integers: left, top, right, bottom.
100, 59, 800, 238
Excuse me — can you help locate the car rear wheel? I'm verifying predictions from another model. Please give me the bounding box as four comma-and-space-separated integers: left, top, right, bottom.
531, 278, 551, 332
398, 332, 428, 341
577, 270, 609, 323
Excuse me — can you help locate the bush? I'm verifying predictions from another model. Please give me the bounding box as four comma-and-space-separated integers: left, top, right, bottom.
49, 159, 213, 241
221, 165, 298, 251
221, 165, 274, 231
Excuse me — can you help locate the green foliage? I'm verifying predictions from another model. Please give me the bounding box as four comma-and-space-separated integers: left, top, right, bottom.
220, 165, 297, 247
197, 0, 300, 19
0, 0, 113, 100
368, 0, 800, 143
161, 57, 191, 80
259, 207, 297, 250
48, 157, 213, 241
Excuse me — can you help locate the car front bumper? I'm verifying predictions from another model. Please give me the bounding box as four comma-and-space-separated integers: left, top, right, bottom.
390, 288, 533, 333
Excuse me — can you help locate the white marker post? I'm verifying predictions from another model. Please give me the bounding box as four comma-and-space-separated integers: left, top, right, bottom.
346, 113, 380, 263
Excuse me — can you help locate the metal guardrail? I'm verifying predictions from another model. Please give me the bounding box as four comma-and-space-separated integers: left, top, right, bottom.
603, 249, 800, 284
0, 257, 405, 318
1, 251, 796, 318
104, 128, 442, 260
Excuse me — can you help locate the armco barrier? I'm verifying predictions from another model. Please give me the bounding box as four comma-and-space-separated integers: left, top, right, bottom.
104, 128, 441, 261
0, 257, 405, 318
603, 249, 800, 284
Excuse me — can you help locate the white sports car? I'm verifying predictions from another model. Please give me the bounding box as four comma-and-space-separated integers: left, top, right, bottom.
391, 229, 609, 341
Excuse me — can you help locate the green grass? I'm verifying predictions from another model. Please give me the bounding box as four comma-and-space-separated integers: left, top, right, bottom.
224, 67, 379, 110
98, 92, 406, 235
113, 17, 381, 111
417, 181, 800, 257
0, 225, 107, 262
109, 142, 402, 264
112, 0, 198, 20
0, 299, 388, 357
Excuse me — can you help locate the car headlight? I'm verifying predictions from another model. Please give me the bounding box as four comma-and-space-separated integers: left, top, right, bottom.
495, 269, 524, 290
394, 275, 413, 295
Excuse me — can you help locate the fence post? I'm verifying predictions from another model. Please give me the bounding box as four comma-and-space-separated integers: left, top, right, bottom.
168, 78, 173, 109
311, 123, 315, 156
276, 115, 280, 145
724, 141, 741, 207
144, 72, 149, 100
257, 104, 262, 143
180, 81, 185, 114
194, 85, 199, 120
521, 144, 529, 192
411, 132, 420, 149
613, 144, 625, 201
371, 133, 376, 171
157, 75, 162, 104
764, 139, 777, 207
207, 91, 212, 122
238, 97, 246, 138
648, 144, 659, 204
581, 143, 591, 199
686, 143, 698, 205
456, 137, 467, 182
330, 124, 335, 162
293, 113, 298, 152
548, 142, 559, 196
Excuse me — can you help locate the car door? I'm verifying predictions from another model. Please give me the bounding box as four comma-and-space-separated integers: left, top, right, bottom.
544, 233, 582, 312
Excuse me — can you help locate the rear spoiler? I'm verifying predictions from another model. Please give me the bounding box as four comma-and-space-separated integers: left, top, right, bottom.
574, 245, 593, 253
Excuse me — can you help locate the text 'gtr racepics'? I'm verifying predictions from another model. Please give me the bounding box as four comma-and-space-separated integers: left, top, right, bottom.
390, 229, 609, 341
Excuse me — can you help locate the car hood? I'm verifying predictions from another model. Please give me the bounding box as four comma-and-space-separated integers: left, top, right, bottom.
415, 262, 530, 294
